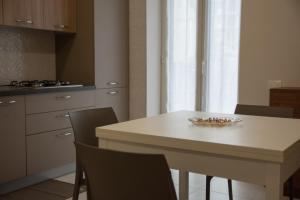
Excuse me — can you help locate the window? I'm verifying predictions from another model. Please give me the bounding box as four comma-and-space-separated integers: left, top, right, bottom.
203, 0, 242, 114
165, 0, 198, 112
164, 0, 241, 114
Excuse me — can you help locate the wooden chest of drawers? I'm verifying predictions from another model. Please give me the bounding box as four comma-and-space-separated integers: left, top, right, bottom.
270, 87, 300, 118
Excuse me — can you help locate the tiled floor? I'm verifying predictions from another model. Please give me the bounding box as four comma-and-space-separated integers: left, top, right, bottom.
57, 170, 268, 200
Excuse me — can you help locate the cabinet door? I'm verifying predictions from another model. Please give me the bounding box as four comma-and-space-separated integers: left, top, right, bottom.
94, 0, 129, 89
26, 107, 94, 135
26, 0, 44, 28
0, 96, 26, 183
44, 0, 76, 33
26, 90, 95, 114
0, 0, 3, 24
3, 0, 43, 29
27, 128, 75, 175
95, 88, 129, 122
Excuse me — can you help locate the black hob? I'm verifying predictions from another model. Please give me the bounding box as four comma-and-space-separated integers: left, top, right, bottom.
9, 80, 71, 88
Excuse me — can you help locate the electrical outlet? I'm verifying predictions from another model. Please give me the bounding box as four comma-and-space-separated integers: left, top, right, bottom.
268, 80, 282, 89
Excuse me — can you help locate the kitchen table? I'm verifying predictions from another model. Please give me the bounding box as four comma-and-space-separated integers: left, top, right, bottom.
96, 111, 300, 200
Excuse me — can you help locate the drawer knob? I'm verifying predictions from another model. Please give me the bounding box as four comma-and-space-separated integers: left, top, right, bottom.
56, 95, 72, 100
56, 132, 72, 138
107, 81, 119, 86
107, 91, 119, 95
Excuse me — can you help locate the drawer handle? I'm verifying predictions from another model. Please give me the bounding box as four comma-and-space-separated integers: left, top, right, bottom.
55, 24, 68, 29
56, 113, 70, 119
56, 132, 72, 138
16, 19, 25, 23
26, 20, 33, 24
107, 91, 119, 95
56, 95, 72, 100
107, 81, 119, 86
0, 100, 16, 106
8, 100, 16, 104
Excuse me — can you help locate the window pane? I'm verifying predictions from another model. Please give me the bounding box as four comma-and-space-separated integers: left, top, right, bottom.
203, 0, 242, 114
167, 0, 198, 112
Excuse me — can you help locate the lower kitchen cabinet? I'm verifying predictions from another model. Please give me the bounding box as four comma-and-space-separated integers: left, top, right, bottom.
26, 128, 75, 175
0, 88, 129, 184
0, 96, 26, 183
0, 0, 3, 24
0, 90, 96, 185
95, 88, 129, 122
26, 110, 72, 135
26, 90, 95, 114
26, 107, 93, 135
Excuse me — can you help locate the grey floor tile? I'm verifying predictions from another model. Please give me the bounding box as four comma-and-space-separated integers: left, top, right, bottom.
60, 172, 299, 200
55, 173, 76, 185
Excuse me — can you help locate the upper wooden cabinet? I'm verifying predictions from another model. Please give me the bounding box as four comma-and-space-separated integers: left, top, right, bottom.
0, 0, 3, 24
3, 0, 44, 29
1, 0, 76, 33
44, 0, 76, 33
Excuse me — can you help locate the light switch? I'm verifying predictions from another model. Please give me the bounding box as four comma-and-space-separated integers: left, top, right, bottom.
268, 80, 282, 89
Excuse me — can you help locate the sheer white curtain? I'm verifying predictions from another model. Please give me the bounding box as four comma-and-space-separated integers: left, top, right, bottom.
162, 0, 241, 114
203, 0, 242, 114
163, 0, 198, 112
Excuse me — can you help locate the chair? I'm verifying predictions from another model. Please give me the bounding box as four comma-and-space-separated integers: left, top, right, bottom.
75, 142, 178, 200
235, 104, 294, 118
205, 104, 294, 200
69, 107, 119, 200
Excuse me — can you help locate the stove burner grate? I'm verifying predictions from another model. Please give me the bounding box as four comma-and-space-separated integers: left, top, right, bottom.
10, 80, 71, 88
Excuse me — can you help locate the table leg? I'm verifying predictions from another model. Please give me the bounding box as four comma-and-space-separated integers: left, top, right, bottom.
265, 164, 288, 200
179, 170, 189, 200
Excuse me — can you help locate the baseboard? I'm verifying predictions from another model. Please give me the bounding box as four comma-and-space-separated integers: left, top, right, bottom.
0, 163, 75, 195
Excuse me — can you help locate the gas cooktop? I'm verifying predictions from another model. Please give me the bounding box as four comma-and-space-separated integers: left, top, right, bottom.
6, 80, 83, 89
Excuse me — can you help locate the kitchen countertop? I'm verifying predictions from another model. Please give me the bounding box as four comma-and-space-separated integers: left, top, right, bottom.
0, 85, 96, 97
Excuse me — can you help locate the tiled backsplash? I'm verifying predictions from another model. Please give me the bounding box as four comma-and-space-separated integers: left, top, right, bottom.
0, 27, 56, 85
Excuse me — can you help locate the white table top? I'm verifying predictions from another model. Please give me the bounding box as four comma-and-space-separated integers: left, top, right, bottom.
96, 111, 300, 163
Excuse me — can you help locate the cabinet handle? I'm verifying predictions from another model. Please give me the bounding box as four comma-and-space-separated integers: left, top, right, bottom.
56, 132, 72, 138
107, 91, 119, 95
55, 24, 68, 29
8, 100, 16, 104
56, 113, 70, 119
107, 81, 119, 86
26, 20, 33, 24
0, 100, 16, 106
56, 95, 71, 100
15, 19, 25, 23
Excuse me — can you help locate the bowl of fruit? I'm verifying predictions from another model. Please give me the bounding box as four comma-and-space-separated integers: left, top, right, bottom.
188, 117, 242, 127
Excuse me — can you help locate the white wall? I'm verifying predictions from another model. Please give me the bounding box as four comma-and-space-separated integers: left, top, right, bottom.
238, 0, 300, 105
